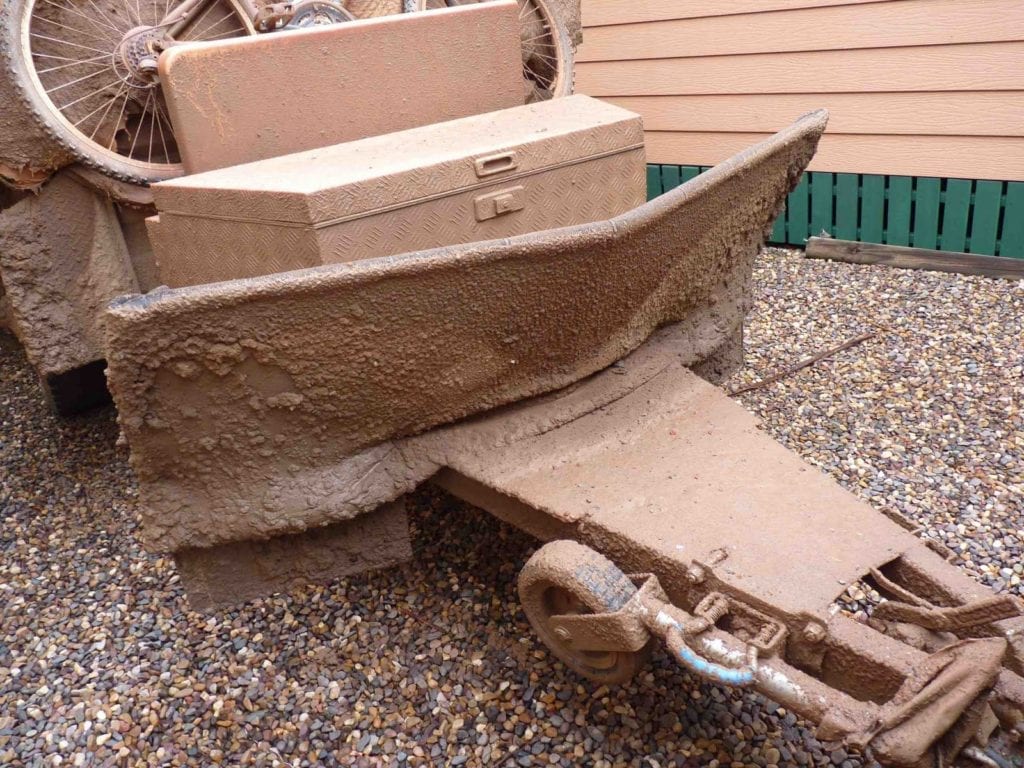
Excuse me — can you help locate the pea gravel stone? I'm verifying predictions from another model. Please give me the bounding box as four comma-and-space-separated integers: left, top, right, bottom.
2, 248, 1021, 767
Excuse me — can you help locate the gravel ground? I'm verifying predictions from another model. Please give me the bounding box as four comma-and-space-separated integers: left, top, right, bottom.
1, 248, 1022, 767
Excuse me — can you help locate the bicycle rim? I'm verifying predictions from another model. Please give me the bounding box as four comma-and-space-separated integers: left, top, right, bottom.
20, 0, 255, 182
416, 0, 568, 102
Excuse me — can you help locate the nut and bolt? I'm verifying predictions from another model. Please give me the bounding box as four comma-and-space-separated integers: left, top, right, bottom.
686, 565, 706, 585
802, 623, 827, 644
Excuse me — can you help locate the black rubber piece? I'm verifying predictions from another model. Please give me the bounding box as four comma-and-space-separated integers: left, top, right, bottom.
42, 360, 112, 417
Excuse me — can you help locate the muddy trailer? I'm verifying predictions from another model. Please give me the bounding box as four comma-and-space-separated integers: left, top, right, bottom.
11, 3, 1017, 765
0, 0, 580, 413
99, 110, 1024, 768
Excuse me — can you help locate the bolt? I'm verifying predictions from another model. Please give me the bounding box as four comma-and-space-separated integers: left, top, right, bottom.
554, 627, 572, 643
802, 623, 827, 644
686, 565, 705, 585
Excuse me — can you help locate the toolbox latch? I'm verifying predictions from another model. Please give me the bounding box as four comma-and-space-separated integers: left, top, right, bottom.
475, 186, 525, 221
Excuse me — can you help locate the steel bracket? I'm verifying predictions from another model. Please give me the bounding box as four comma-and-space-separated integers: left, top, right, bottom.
547, 574, 666, 653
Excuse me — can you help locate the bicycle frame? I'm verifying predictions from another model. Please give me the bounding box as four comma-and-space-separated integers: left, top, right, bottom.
160, 0, 368, 38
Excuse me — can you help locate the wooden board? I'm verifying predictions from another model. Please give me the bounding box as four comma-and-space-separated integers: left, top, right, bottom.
971, 181, 1004, 256
583, 0, 892, 28
601, 93, 1024, 138
642, 132, 1024, 180
579, 0, 1024, 189
576, 43, 1024, 97
912, 178, 941, 251
578, 0, 1024, 62
806, 237, 1024, 280
1002, 183, 1024, 258
886, 177, 912, 247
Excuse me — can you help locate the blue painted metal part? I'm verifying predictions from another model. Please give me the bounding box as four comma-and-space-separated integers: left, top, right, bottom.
656, 611, 757, 687
674, 639, 756, 687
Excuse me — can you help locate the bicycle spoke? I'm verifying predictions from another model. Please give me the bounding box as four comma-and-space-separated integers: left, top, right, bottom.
44, 66, 110, 94
523, 60, 549, 79
128, 90, 152, 158
33, 51, 103, 61
33, 13, 118, 44
69, 0, 122, 32
36, 53, 108, 72
520, 5, 543, 21
523, 61, 552, 89
107, 89, 131, 150
527, 49, 558, 65
30, 32, 112, 55
87, 83, 126, 139
82, 0, 128, 33
191, 9, 235, 39
201, 25, 244, 40
152, 99, 172, 163
72, 88, 122, 127
518, 1, 542, 21
118, 0, 140, 26
147, 93, 157, 163
180, 0, 219, 39
39, 0, 121, 34
56, 77, 122, 110
520, 31, 552, 45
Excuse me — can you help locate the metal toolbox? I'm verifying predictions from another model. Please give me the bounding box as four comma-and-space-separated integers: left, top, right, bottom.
148, 95, 646, 288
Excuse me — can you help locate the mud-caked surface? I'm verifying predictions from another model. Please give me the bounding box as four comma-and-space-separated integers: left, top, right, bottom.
107, 112, 824, 554
3, 324, 855, 768
0, 329, 828, 768
0, 60, 70, 185
0, 172, 138, 377
176, 501, 414, 612
4, 250, 1023, 766
149, 95, 645, 287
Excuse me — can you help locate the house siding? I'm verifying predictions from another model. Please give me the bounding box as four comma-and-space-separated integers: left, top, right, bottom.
578, 0, 1024, 255
578, 0, 1024, 180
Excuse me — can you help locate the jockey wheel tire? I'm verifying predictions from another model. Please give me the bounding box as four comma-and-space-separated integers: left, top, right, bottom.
518, 540, 651, 685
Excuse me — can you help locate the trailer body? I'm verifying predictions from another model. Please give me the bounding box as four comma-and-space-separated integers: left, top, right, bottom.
102, 109, 1024, 766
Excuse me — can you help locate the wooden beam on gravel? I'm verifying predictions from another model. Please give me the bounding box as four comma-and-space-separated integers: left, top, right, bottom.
806, 237, 1024, 281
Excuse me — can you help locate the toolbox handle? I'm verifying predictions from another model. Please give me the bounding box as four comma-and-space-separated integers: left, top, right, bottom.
474, 152, 518, 178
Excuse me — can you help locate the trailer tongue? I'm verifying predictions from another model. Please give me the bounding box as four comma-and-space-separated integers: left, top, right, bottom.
432, 324, 1024, 768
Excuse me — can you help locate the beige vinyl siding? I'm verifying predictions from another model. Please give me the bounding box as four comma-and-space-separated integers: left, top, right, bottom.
584, 0, 893, 27
577, 0, 1024, 180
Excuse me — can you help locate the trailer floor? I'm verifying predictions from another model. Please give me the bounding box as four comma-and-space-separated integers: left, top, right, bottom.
1, 249, 1021, 767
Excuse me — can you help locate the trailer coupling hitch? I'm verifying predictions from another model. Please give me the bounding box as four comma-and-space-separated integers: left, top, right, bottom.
656, 609, 758, 687
549, 574, 1019, 767
547, 574, 767, 687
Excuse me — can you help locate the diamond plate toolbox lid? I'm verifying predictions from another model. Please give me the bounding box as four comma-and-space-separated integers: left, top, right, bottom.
150, 95, 645, 226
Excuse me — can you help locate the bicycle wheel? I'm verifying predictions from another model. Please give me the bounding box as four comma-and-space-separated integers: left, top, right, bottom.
0, 0, 256, 185
415, 0, 572, 102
